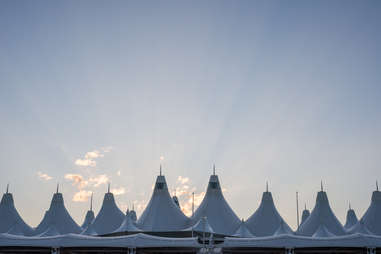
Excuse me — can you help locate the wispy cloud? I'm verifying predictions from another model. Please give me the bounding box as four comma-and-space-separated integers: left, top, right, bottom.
89, 174, 109, 187
68, 147, 113, 202
133, 199, 148, 215
72, 190, 92, 202
65, 173, 88, 189
177, 176, 189, 184
111, 187, 126, 196
75, 150, 102, 167
180, 192, 205, 217
37, 171, 53, 181
74, 147, 112, 167
172, 176, 205, 217
102, 146, 113, 153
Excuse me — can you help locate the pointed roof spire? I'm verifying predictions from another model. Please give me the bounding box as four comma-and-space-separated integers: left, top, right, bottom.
90, 192, 93, 211
377, 181, 379, 191
108, 182, 110, 193
320, 180, 323, 191
6, 183, 9, 194
213, 164, 215, 175
305, 203, 307, 210
56, 183, 59, 193
160, 164, 162, 176
266, 181, 268, 192
349, 201, 351, 210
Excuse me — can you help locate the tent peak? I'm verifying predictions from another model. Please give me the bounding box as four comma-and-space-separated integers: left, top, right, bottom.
160, 164, 162, 176
56, 182, 59, 194
213, 164, 215, 175
377, 180, 379, 191
320, 180, 323, 192
266, 181, 268, 192
108, 182, 110, 193
6, 183, 9, 194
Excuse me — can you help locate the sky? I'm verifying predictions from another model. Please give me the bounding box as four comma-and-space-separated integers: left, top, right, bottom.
0, 0, 380, 230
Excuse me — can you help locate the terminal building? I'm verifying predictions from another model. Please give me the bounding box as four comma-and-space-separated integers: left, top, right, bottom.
0, 167, 381, 253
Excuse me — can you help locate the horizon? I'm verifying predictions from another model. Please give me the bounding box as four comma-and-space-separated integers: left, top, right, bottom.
1, 0, 380, 230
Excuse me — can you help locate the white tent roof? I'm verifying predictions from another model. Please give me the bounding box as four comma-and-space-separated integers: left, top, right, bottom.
233, 220, 254, 238
81, 223, 98, 236
297, 190, 346, 236
274, 220, 293, 236
191, 173, 240, 235
92, 190, 125, 235
81, 193, 95, 229
0, 190, 34, 236
38, 225, 60, 237
348, 219, 372, 235
361, 189, 381, 235
185, 217, 214, 234
6, 221, 33, 236
246, 188, 292, 237
0, 233, 201, 248
312, 224, 335, 238
115, 213, 141, 233
81, 210, 95, 229
344, 207, 358, 230
137, 174, 190, 231
34, 191, 81, 236
127, 209, 137, 222
2, 233, 381, 249
301, 206, 310, 226
223, 234, 381, 248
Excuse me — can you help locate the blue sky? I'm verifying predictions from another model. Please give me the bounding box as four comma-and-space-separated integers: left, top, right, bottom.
0, 0, 380, 229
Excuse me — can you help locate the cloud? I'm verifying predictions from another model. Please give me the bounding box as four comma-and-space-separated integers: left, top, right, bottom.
102, 146, 113, 153
65, 174, 88, 189
37, 171, 53, 181
172, 176, 205, 216
72, 190, 92, 202
177, 176, 189, 184
111, 187, 126, 196
180, 191, 205, 216
75, 148, 110, 167
133, 199, 148, 215
89, 174, 109, 187
75, 158, 96, 167
119, 203, 129, 213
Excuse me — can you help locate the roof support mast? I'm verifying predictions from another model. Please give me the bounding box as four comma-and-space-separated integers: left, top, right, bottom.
192, 192, 195, 217
296, 191, 300, 229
